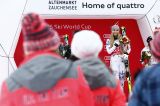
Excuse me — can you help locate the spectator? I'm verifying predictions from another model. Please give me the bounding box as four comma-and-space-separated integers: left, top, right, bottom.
128, 31, 160, 106
0, 13, 94, 106
70, 30, 126, 106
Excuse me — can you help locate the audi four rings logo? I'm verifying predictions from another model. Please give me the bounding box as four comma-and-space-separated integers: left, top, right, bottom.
103, 34, 110, 38
153, 15, 160, 24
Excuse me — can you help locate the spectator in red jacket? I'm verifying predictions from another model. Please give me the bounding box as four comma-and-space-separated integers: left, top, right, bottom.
70, 30, 126, 106
0, 13, 94, 106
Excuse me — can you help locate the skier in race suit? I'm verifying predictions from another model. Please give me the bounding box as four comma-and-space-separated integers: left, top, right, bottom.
141, 36, 157, 67
106, 25, 131, 89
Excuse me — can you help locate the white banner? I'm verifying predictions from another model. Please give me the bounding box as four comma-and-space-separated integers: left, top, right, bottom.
24, 0, 157, 15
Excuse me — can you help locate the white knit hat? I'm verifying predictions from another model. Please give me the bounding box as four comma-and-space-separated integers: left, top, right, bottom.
71, 30, 103, 59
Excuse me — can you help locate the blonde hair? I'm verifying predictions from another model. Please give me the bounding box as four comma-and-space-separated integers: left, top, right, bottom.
110, 33, 122, 48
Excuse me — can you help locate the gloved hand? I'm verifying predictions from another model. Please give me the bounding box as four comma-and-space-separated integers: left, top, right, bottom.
124, 60, 129, 67
126, 71, 130, 78
114, 40, 120, 47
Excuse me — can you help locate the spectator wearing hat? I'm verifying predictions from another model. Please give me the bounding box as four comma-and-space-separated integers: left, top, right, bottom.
0, 13, 94, 106
129, 32, 160, 106
70, 30, 126, 106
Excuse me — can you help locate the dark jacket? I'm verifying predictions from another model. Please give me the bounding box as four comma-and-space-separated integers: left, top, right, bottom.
129, 63, 160, 106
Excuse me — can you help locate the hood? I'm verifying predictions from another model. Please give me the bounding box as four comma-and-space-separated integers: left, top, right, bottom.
11, 55, 72, 92
74, 57, 116, 90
